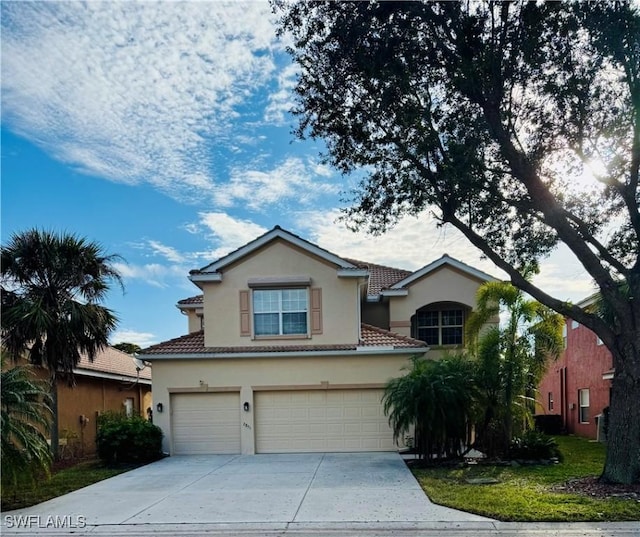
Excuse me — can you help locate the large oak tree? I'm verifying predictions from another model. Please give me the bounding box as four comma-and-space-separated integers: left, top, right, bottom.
274, 0, 640, 483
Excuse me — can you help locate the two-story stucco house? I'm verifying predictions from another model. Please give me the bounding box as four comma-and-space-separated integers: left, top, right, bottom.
140, 226, 497, 455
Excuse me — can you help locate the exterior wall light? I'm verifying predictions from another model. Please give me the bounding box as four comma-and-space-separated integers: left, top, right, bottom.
243, 402, 250, 412
156, 402, 164, 413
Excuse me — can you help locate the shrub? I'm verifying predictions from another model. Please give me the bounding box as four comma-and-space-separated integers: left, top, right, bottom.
96, 412, 163, 464
533, 414, 564, 435
509, 430, 562, 461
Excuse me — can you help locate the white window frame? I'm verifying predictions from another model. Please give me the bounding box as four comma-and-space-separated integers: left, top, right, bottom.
415, 308, 464, 346
578, 388, 590, 424
252, 288, 309, 337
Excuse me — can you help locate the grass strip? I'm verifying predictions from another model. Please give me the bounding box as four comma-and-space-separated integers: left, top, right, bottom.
1, 460, 137, 511
412, 436, 640, 521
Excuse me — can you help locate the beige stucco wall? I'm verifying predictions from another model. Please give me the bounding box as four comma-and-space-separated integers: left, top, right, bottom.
201, 239, 361, 347
387, 266, 498, 358
185, 309, 202, 333
361, 300, 390, 329
389, 265, 484, 326
151, 352, 419, 454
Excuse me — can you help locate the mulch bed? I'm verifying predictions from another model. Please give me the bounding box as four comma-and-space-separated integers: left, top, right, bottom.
554, 476, 640, 501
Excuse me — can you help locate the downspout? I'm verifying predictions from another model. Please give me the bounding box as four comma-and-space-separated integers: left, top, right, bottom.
357, 280, 367, 343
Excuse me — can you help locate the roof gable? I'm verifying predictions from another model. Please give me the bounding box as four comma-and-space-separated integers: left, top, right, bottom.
189, 226, 366, 285
387, 254, 497, 291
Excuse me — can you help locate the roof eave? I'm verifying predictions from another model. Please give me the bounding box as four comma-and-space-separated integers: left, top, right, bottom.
139, 347, 426, 360
337, 269, 369, 278
380, 289, 409, 297
197, 227, 359, 274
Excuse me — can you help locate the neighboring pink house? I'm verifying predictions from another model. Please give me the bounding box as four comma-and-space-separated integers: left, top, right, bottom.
538, 295, 613, 440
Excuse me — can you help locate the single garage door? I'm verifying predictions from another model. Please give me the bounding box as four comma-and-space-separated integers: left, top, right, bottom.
255, 389, 396, 453
171, 392, 241, 454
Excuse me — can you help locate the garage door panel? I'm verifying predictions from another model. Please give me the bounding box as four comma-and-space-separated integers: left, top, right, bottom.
255, 389, 396, 453
171, 393, 240, 455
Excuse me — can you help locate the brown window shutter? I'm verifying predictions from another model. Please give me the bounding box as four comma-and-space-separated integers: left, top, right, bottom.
239, 290, 251, 336
310, 287, 322, 334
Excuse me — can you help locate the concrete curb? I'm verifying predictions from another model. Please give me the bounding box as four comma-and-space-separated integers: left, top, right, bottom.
2, 521, 639, 537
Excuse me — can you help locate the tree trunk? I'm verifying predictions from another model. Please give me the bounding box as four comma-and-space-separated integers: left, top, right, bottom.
50, 377, 59, 460
601, 337, 640, 484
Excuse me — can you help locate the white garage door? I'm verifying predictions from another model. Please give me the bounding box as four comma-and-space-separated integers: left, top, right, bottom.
171, 392, 241, 454
255, 389, 396, 453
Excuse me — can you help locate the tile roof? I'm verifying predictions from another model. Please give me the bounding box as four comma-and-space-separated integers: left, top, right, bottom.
344, 259, 412, 295
360, 323, 426, 348
177, 294, 204, 305
177, 260, 413, 308
76, 347, 152, 380
140, 324, 426, 356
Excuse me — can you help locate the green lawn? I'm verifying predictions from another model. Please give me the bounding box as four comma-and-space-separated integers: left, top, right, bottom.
412, 436, 640, 521
1, 460, 136, 512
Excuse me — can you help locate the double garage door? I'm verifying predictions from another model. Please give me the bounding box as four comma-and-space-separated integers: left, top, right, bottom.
171, 389, 395, 454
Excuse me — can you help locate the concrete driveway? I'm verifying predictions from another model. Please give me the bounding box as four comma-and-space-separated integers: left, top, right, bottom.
2, 452, 489, 534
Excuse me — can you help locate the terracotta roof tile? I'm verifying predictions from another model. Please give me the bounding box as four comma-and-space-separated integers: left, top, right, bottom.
344, 258, 412, 295
177, 294, 203, 305
141, 325, 426, 356
178, 260, 413, 307
360, 323, 427, 348
76, 347, 151, 380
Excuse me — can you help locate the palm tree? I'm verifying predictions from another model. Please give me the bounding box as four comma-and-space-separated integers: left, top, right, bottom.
1, 360, 53, 487
466, 280, 564, 456
1, 229, 122, 458
383, 354, 476, 460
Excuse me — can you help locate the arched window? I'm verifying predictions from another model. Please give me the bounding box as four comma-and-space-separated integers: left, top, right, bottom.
412, 302, 467, 346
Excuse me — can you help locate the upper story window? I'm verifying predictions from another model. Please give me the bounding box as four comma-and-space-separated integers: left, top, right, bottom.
415, 308, 464, 346
253, 289, 308, 336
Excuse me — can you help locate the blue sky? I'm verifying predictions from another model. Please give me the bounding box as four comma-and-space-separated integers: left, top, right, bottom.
1, 1, 594, 347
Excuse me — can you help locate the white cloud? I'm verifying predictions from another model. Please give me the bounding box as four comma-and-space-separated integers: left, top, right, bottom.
297, 209, 594, 304
197, 212, 268, 260
214, 157, 338, 210
1, 1, 280, 202
264, 62, 299, 124
110, 329, 158, 348
532, 246, 596, 304
113, 261, 186, 289
296, 209, 504, 276
147, 240, 185, 264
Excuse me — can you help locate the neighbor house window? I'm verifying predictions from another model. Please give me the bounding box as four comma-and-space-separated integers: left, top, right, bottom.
548, 392, 554, 411
415, 309, 464, 346
578, 389, 590, 423
124, 398, 134, 417
253, 289, 308, 336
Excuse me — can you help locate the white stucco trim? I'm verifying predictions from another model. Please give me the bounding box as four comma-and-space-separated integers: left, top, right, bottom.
176, 303, 203, 310
140, 347, 426, 360
336, 269, 369, 278
379, 289, 409, 297
189, 273, 222, 283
